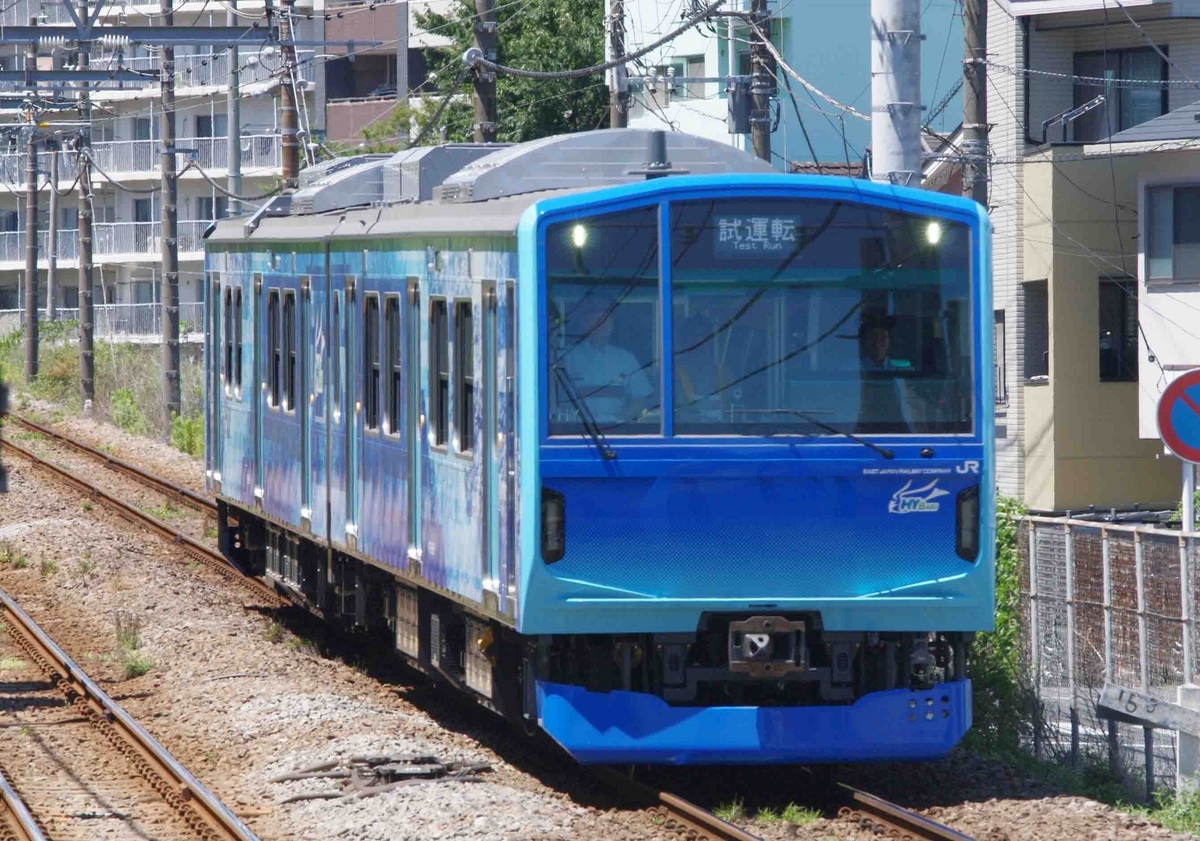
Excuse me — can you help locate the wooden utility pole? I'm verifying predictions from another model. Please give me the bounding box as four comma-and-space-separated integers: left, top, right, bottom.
279, 0, 300, 186
78, 0, 95, 408
161, 0, 181, 421
226, 0, 242, 214
749, 0, 773, 163
962, 0, 987, 206
23, 20, 38, 382
472, 0, 497, 142
609, 0, 627, 128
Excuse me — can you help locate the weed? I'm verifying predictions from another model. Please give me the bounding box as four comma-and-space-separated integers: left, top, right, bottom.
17, 726, 30, 738
780, 803, 822, 825
110, 386, 147, 435
204, 525, 218, 540
12, 555, 27, 570
82, 501, 93, 512
76, 558, 97, 577
0, 656, 25, 670
121, 649, 154, 679
113, 611, 142, 652
170, 412, 204, 458
713, 798, 745, 823
286, 635, 315, 655
185, 560, 200, 571
265, 621, 284, 644
147, 501, 181, 520
11, 430, 45, 442
1138, 788, 1200, 834
754, 807, 779, 822
39, 558, 58, 577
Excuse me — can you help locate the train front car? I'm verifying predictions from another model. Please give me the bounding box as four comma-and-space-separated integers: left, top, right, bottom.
518, 174, 994, 765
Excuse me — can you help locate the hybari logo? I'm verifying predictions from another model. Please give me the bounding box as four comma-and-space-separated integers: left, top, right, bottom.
888, 479, 950, 514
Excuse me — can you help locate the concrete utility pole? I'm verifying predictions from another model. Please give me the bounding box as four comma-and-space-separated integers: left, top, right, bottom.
23, 20, 38, 382
227, 0, 242, 215
47, 142, 58, 321
608, 0, 627, 128
749, 0, 774, 163
279, 0, 300, 186
161, 0, 181, 422
962, 0, 987, 206
78, 0, 95, 408
472, 0, 497, 142
870, 0, 921, 186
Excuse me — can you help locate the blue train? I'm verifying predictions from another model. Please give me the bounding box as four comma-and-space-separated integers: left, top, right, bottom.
204, 129, 995, 765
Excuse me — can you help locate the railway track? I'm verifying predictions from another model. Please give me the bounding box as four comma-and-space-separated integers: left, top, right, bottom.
0, 417, 285, 609
839, 785, 976, 840
0, 584, 259, 841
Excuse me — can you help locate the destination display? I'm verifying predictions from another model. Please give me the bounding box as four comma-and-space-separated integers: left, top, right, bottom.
713, 215, 798, 257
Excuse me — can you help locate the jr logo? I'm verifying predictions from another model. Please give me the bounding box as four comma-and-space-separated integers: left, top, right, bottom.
956, 460, 981, 475
888, 479, 950, 514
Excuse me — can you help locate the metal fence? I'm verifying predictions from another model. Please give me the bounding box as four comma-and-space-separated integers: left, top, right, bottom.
0, 302, 204, 340
1022, 514, 1200, 797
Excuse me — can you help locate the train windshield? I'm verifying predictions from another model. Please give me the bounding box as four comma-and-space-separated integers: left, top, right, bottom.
545, 198, 973, 438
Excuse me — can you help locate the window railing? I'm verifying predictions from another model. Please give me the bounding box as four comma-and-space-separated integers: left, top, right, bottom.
0, 302, 205, 339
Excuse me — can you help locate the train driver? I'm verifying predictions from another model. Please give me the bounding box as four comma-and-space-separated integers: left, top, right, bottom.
564, 298, 655, 427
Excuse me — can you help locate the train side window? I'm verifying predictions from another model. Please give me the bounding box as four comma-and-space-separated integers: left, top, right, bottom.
234, 287, 243, 393
364, 293, 381, 431
454, 299, 474, 454
430, 297, 449, 448
267, 289, 281, 408
283, 289, 296, 412
384, 294, 401, 436
223, 287, 232, 394
332, 292, 341, 421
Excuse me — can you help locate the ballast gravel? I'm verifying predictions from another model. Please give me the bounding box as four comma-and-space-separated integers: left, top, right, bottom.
2, 411, 1198, 840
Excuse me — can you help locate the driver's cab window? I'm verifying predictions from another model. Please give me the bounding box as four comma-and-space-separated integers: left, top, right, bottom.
546, 206, 661, 435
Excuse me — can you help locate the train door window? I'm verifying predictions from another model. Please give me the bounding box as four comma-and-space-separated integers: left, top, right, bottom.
223, 286, 233, 395
332, 291, 342, 422
234, 287, 243, 394
430, 297, 449, 448
384, 295, 401, 436
454, 299, 474, 455
364, 293, 381, 431
267, 289, 281, 408
283, 289, 296, 412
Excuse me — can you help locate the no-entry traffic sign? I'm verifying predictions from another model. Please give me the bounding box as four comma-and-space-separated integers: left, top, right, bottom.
1158, 370, 1200, 464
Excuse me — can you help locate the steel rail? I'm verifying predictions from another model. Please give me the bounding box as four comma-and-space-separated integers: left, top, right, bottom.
2, 413, 216, 516
588, 767, 765, 841
839, 785, 976, 841
0, 585, 261, 841
0, 767, 46, 841
1, 436, 286, 609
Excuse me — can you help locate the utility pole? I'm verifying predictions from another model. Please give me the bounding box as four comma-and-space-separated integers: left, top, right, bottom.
279, 0, 300, 186
962, 0, 987, 206
161, 0, 181, 422
227, 0, 242, 214
608, 0, 627, 129
23, 20, 38, 382
47, 142, 58, 322
749, 0, 774, 163
870, 0, 921, 186
472, 0, 497, 142
78, 0, 94, 409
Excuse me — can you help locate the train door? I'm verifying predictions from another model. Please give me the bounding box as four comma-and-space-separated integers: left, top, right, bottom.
405, 279, 421, 558
208, 272, 222, 491
327, 277, 348, 547
346, 275, 360, 541
502, 280, 517, 605
253, 272, 263, 503
482, 283, 499, 592
300, 275, 312, 526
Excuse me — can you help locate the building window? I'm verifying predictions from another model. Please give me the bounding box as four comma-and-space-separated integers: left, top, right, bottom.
283, 290, 296, 411
1023, 280, 1049, 381
385, 294, 401, 435
454, 300, 474, 454
994, 310, 1007, 405
430, 297, 449, 447
198, 197, 230, 221
1099, 279, 1138, 382
1072, 47, 1167, 142
268, 289, 281, 407
1147, 184, 1200, 281
364, 293, 380, 431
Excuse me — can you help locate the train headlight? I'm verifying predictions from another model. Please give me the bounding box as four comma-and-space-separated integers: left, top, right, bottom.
956, 484, 980, 562
570, 224, 588, 249
926, 221, 942, 245
541, 488, 566, 563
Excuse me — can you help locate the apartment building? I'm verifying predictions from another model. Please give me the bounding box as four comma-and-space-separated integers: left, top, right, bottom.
988, 0, 1200, 511
0, 0, 448, 324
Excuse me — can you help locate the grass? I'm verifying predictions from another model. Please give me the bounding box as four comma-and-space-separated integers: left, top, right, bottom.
121, 650, 155, 679
265, 621, 284, 644
82, 501, 93, 513
39, 558, 58, 577
713, 798, 745, 823
0, 543, 26, 569
0, 656, 25, 671
1139, 789, 1200, 834
12, 555, 27, 570
147, 501, 182, 520
113, 612, 154, 680
76, 558, 97, 577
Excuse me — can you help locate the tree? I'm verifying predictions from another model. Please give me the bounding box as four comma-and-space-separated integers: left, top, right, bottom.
350, 0, 609, 153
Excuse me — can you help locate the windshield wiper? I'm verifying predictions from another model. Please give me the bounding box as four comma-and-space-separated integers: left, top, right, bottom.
550, 364, 616, 461
743, 408, 894, 459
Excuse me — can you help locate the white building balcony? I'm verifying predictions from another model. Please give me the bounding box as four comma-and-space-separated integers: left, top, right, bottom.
0, 220, 212, 267
0, 302, 205, 343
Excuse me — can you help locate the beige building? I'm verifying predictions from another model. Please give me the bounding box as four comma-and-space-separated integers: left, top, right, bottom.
990, 0, 1200, 511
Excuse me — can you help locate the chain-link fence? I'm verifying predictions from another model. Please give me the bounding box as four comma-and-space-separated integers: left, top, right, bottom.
1022, 515, 1200, 798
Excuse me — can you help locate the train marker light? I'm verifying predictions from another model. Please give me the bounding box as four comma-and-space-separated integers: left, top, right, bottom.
571, 224, 588, 248
925, 221, 942, 245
